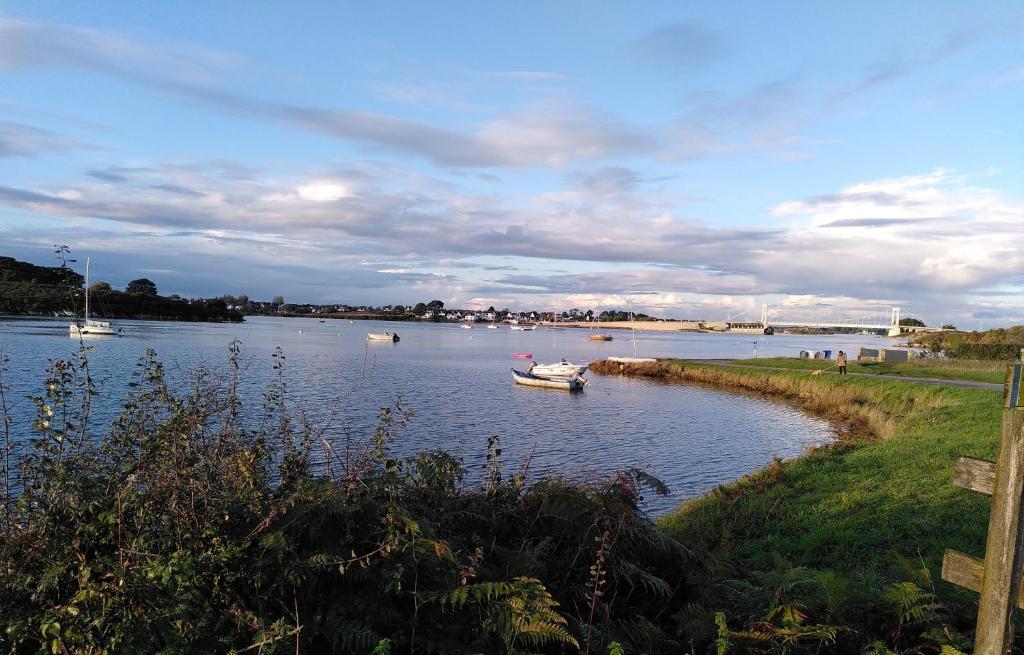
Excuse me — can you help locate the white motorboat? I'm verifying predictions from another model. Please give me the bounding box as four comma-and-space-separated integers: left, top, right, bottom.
461, 324, 472, 329
511, 368, 584, 391
69, 257, 118, 337
486, 324, 499, 329
529, 359, 588, 378
367, 331, 400, 342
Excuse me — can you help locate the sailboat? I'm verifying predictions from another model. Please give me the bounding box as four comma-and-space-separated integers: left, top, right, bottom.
588, 316, 613, 341
607, 299, 655, 363
69, 258, 118, 337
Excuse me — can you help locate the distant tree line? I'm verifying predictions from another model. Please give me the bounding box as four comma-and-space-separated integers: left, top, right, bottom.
912, 325, 1024, 359
0, 255, 242, 322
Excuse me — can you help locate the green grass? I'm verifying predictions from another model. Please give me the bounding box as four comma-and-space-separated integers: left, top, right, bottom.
729, 356, 1007, 384
646, 360, 1003, 634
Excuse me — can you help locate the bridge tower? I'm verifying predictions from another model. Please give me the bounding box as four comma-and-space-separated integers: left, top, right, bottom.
887, 307, 903, 336
761, 304, 769, 328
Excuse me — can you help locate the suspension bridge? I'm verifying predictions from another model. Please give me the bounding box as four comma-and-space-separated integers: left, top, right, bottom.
742, 305, 944, 336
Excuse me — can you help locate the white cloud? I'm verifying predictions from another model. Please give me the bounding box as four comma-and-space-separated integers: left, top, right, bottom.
297, 181, 352, 202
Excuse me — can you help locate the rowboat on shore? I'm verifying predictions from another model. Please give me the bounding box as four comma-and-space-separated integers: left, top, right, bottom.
367, 332, 400, 342
511, 368, 584, 391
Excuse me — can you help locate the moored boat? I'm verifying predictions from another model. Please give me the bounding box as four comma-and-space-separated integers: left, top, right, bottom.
511, 368, 584, 391
530, 359, 588, 378
367, 332, 400, 342
513, 352, 533, 359
589, 334, 613, 341
69, 257, 119, 337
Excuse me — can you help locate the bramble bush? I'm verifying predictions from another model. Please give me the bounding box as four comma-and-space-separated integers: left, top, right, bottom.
0, 343, 701, 654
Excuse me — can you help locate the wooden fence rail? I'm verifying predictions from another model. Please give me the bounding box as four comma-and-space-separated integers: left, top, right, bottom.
942, 362, 1024, 654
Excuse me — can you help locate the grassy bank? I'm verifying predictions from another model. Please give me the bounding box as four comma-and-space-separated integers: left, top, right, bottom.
726, 356, 1006, 384
591, 358, 1003, 650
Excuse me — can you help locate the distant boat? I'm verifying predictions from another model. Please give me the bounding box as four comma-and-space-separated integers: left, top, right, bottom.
530, 359, 588, 378
367, 332, 400, 342
69, 257, 118, 337
461, 324, 472, 329
511, 325, 537, 331
513, 352, 533, 359
486, 324, 499, 329
511, 368, 584, 391
589, 334, 613, 341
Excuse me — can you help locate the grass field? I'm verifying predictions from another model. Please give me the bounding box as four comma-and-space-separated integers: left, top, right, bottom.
590, 358, 1007, 647
729, 355, 1007, 384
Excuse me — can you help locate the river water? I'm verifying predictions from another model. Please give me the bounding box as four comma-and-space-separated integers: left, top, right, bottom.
0, 316, 894, 513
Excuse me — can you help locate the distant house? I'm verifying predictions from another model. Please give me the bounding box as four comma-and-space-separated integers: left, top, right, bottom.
484, 311, 496, 321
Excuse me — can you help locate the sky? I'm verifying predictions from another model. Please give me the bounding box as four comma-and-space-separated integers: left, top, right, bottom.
0, 2, 1022, 326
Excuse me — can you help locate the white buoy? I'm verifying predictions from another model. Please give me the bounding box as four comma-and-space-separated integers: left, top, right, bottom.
298, 329, 302, 334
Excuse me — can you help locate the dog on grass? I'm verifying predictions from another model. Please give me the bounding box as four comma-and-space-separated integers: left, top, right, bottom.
810, 369, 824, 377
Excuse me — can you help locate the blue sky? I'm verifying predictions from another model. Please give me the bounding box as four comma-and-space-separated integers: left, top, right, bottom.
1, 1, 1022, 326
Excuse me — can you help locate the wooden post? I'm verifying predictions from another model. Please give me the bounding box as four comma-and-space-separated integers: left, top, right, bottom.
942, 363, 1024, 655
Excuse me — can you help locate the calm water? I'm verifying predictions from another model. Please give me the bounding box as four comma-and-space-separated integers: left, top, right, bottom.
0, 316, 894, 513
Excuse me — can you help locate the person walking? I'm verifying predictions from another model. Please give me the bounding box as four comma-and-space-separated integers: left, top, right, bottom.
837, 350, 848, 375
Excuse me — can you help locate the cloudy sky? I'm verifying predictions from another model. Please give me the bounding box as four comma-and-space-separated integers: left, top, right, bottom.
1, 2, 1021, 326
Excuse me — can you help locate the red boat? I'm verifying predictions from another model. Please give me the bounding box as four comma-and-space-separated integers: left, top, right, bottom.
513, 353, 533, 359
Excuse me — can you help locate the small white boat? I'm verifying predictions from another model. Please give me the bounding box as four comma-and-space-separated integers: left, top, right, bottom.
530, 359, 589, 378
486, 324, 499, 329
367, 332, 400, 342
69, 257, 119, 337
511, 368, 584, 391
461, 324, 472, 329
510, 325, 537, 331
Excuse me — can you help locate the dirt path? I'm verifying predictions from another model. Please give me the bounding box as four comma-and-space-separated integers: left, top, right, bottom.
689, 359, 1003, 391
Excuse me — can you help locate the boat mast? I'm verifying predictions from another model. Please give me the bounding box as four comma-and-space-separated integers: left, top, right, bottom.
84, 257, 90, 321
629, 298, 638, 358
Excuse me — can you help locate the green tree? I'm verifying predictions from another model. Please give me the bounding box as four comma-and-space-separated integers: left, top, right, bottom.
126, 278, 158, 296
413, 302, 427, 314
393, 304, 406, 313
272, 295, 285, 306
88, 281, 112, 295
941, 324, 957, 330
427, 299, 444, 310
899, 317, 926, 327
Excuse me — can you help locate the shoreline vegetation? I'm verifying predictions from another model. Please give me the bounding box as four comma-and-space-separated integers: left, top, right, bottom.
591, 357, 1005, 651
0, 346, 1013, 652
0, 344, 702, 654
0, 256, 242, 323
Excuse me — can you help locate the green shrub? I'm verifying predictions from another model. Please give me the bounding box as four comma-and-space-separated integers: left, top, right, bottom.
0, 344, 701, 654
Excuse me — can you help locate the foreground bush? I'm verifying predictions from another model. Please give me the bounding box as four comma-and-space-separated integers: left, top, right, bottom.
0, 345, 700, 654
